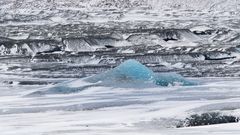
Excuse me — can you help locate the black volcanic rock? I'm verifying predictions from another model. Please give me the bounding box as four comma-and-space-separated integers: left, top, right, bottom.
177, 112, 239, 127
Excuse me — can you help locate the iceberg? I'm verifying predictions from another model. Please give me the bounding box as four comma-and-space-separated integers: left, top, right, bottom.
86, 60, 155, 83
86, 59, 196, 86
26, 59, 196, 96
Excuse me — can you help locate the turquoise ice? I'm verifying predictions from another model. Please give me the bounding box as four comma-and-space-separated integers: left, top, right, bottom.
154, 73, 196, 86
27, 59, 197, 96
87, 59, 197, 86
87, 59, 154, 83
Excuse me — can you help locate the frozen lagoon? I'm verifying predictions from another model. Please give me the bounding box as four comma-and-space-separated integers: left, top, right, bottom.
0, 71, 240, 134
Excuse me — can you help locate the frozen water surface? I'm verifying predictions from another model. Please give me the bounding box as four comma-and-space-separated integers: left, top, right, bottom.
0, 65, 240, 134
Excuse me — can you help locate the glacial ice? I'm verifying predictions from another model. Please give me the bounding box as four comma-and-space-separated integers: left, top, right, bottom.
86, 59, 155, 83
27, 59, 196, 96
26, 84, 99, 96
154, 73, 196, 86
86, 59, 196, 86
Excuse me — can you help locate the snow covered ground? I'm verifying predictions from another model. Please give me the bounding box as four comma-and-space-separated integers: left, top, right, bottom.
0, 60, 240, 135
0, 76, 240, 135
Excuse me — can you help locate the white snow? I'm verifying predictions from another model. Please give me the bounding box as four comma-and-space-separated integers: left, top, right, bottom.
190, 26, 213, 32
0, 77, 240, 134
121, 49, 135, 54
